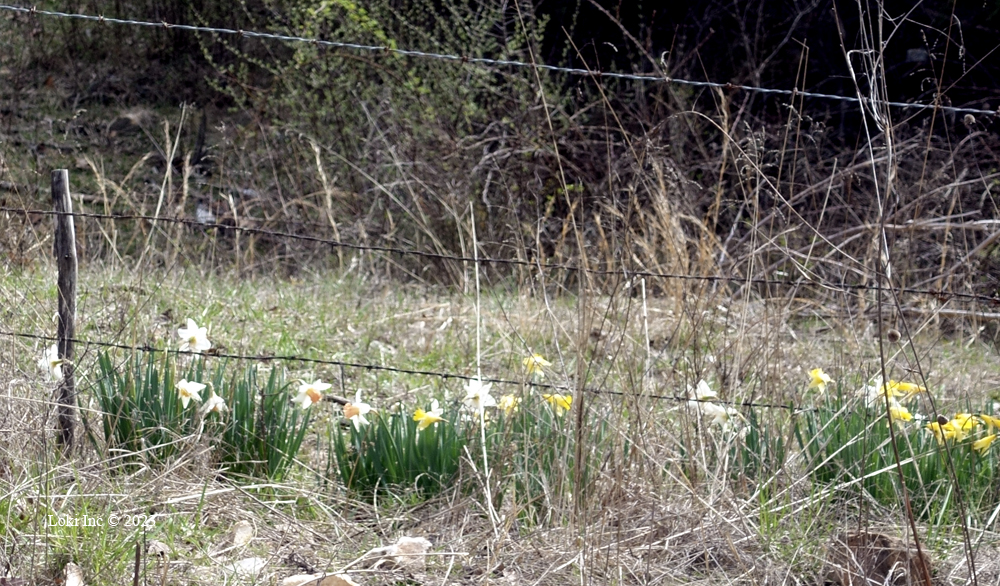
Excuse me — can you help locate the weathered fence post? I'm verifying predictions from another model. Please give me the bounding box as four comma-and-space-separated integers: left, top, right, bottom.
52, 169, 77, 449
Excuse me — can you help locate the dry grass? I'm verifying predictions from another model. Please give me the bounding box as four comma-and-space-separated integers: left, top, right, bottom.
2, 7, 1000, 583
2, 260, 1000, 585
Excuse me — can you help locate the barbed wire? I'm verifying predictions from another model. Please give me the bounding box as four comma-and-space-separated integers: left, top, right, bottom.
0, 3, 996, 118
0, 328, 811, 412
3, 206, 998, 305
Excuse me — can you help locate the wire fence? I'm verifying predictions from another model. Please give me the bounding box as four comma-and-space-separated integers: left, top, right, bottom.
0, 196, 989, 415
3, 207, 999, 306
0, 328, 812, 413
1, 2, 997, 420
0, 3, 996, 118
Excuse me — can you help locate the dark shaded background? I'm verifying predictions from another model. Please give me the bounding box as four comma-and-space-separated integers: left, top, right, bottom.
543, 0, 1000, 111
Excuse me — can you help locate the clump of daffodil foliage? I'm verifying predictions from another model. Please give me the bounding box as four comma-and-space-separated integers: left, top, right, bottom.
90, 319, 312, 481
92, 350, 211, 468
328, 353, 610, 513
329, 388, 466, 498
796, 369, 1000, 523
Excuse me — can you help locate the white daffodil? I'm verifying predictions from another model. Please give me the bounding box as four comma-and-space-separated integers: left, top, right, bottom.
178, 318, 212, 353
292, 379, 331, 410
463, 377, 496, 414
413, 399, 444, 431
175, 379, 206, 409
38, 344, 64, 381
699, 402, 735, 426
343, 389, 374, 430
686, 379, 717, 411
200, 389, 228, 416
692, 379, 717, 400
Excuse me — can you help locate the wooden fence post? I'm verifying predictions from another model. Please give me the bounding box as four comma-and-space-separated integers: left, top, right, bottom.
52, 169, 77, 449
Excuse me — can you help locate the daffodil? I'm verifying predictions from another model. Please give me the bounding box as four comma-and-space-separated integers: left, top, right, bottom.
342, 389, 374, 430
887, 402, 913, 425
926, 414, 979, 444
542, 393, 573, 416
973, 434, 997, 454
38, 344, 64, 381
523, 353, 552, 378
890, 381, 926, 395
463, 377, 496, 414
692, 379, 717, 400
879, 380, 927, 399
413, 399, 444, 431
175, 379, 205, 409
699, 402, 744, 433
498, 394, 521, 415
200, 389, 228, 416
808, 368, 832, 392
952, 413, 979, 438
979, 414, 1000, 430
178, 318, 211, 353
292, 379, 331, 410
926, 421, 947, 444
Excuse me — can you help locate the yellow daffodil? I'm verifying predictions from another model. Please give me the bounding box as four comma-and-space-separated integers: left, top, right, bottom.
178, 318, 212, 353
926, 414, 979, 444
292, 379, 331, 410
522, 353, 552, 378
973, 434, 997, 454
498, 394, 521, 415
880, 380, 927, 398
891, 381, 926, 394
342, 389, 374, 429
542, 393, 573, 416
926, 421, 947, 444
952, 413, 979, 435
413, 399, 444, 431
38, 343, 64, 381
808, 368, 832, 392
175, 379, 206, 409
888, 403, 913, 425
463, 377, 496, 414
979, 414, 1000, 430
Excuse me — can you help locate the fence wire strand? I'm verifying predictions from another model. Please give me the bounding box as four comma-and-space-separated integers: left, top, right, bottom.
0, 3, 996, 117
3, 206, 998, 305
0, 329, 809, 412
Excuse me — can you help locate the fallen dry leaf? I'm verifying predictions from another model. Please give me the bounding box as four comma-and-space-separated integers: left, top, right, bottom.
392, 536, 432, 571
230, 520, 255, 547
280, 573, 359, 586
64, 563, 84, 586
365, 536, 432, 572
230, 556, 267, 579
